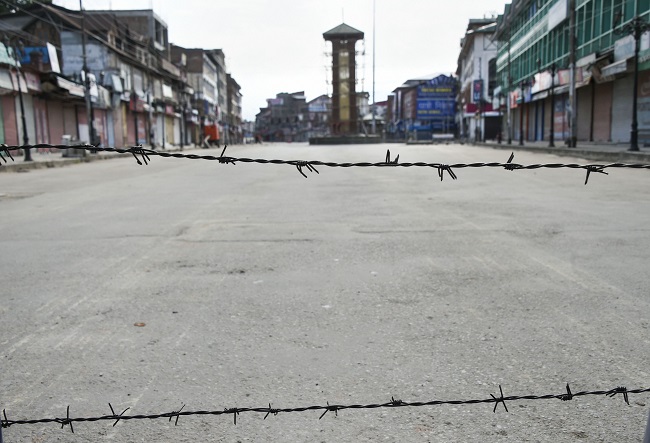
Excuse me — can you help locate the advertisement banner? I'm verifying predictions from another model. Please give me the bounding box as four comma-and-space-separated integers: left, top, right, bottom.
473, 79, 483, 103
416, 99, 455, 119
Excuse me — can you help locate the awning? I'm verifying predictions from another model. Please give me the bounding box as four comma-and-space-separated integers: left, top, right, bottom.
553, 85, 570, 95
601, 59, 629, 77
532, 91, 549, 101
0, 69, 13, 92
109, 74, 123, 93
56, 76, 85, 97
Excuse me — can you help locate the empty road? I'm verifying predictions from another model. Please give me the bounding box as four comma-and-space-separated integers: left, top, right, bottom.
1, 142, 649, 442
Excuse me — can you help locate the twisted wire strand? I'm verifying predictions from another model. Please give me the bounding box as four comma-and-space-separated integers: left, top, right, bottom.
1, 145, 649, 180
2, 385, 647, 431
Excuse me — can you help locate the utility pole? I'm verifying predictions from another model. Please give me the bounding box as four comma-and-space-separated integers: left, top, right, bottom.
4, 37, 31, 160
519, 80, 525, 146
507, 30, 512, 145
614, 4, 650, 151
79, 0, 96, 147
549, 63, 557, 147
371, 0, 376, 135
568, 0, 577, 147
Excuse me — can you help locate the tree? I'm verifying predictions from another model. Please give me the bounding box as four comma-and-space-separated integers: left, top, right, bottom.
0, 0, 52, 15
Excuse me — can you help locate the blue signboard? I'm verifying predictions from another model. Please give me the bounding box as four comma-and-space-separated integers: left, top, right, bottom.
416, 99, 455, 119
20, 47, 51, 64
416, 75, 457, 120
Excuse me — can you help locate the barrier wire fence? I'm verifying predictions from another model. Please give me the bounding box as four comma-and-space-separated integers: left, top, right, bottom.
2, 385, 648, 434
2, 143, 650, 184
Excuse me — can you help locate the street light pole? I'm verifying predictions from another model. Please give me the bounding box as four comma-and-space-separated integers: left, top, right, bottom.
549, 62, 556, 148
631, 24, 641, 151
519, 81, 525, 146
615, 11, 650, 151
4, 37, 31, 161
79, 0, 96, 147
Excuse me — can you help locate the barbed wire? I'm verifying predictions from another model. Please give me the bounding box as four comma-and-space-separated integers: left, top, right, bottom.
2, 143, 650, 184
1, 384, 647, 433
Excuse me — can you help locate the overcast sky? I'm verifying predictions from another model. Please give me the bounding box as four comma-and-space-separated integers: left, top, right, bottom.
53, 0, 509, 120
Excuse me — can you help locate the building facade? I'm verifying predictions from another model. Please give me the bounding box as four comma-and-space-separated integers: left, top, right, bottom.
456, 18, 499, 142
387, 74, 458, 141
255, 91, 307, 142
495, 0, 650, 146
0, 3, 241, 151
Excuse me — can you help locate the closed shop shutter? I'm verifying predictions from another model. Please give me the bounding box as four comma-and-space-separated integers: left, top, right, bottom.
33, 97, 48, 144
156, 113, 164, 146
165, 115, 174, 144
576, 84, 593, 141
592, 82, 613, 142
93, 109, 106, 145
611, 76, 633, 143
126, 109, 136, 144
173, 117, 180, 145
2, 94, 17, 145
106, 111, 115, 147
47, 101, 65, 145
136, 112, 146, 145
63, 104, 77, 140
552, 95, 569, 142
16, 94, 36, 145
637, 70, 650, 145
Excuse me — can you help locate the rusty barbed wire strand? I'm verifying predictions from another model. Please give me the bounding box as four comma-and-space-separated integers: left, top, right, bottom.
1, 385, 647, 432
0, 144, 648, 184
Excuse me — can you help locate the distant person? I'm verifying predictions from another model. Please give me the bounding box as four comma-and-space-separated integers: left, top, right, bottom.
149, 127, 156, 149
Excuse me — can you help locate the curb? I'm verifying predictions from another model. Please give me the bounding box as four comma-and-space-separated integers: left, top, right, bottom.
476, 142, 650, 163
0, 146, 200, 173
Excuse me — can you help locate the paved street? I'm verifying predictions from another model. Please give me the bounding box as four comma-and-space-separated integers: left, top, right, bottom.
1, 142, 649, 442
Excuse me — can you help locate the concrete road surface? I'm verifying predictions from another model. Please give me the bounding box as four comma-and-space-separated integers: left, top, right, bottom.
1, 142, 649, 442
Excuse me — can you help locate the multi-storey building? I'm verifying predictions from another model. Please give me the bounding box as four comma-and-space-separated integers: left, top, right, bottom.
387, 74, 457, 141
171, 45, 220, 145
226, 73, 242, 144
456, 18, 499, 142
255, 91, 308, 141
494, 0, 650, 146
205, 49, 228, 137
0, 3, 241, 151
306, 94, 331, 138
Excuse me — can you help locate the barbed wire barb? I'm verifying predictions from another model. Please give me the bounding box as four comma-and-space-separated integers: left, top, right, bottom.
0, 144, 14, 164
224, 407, 240, 425
108, 403, 130, 427
607, 387, 630, 405
218, 145, 236, 165
264, 403, 279, 420
560, 384, 573, 401
129, 145, 150, 166
491, 385, 508, 413
60, 405, 73, 433
319, 401, 339, 420
505, 152, 519, 171
296, 161, 318, 178
169, 404, 185, 426
438, 164, 457, 181
585, 165, 608, 185
385, 149, 399, 165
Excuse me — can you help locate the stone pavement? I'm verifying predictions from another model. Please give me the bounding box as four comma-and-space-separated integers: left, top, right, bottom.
475, 139, 650, 163
2, 140, 650, 173
0, 144, 201, 173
